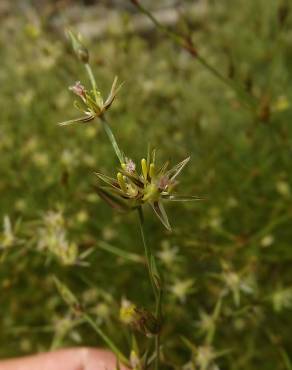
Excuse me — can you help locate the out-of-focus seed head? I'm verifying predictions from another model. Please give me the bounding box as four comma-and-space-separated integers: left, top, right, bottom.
67, 30, 89, 64
119, 299, 160, 337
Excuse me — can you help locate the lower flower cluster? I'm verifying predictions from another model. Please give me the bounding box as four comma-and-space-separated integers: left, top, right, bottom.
95, 151, 200, 230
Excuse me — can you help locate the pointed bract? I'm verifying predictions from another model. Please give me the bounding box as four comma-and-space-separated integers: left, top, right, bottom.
151, 201, 172, 231
58, 115, 95, 126
166, 156, 190, 181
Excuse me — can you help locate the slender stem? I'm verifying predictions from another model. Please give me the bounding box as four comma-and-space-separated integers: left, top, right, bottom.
195, 54, 256, 111
137, 207, 162, 369
206, 293, 223, 345
279, 348, 292, 370
84, 62, 124, 164
85, 62, 99, 108
101, 116, 124, 164
98, 240, 144, 264
155, 334, 160, 370
83, 313, 130, 366
137, 207, 157, 298
85, 63, 97, 91
130, 0, 257, 111
155, 289, 162, 370
85, 56, 162, 367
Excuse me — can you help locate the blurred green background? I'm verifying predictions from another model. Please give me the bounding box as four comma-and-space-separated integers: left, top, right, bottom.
1, 0, 292, 369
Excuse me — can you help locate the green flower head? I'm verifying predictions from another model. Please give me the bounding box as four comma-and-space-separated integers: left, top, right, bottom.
95, 150, 201, 231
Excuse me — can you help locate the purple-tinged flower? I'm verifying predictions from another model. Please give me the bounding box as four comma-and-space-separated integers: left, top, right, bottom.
157, 175, 170, 191
69, 81, 86, 98
125, 158, 136, 173
59, 76, 122, 127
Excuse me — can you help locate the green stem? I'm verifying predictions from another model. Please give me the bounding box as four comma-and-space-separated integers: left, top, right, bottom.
101, 116, 124, 164
155, 289, 162, 370
83, 313, 130, 366
84, 63, 124, 164
196, 54, 256, 111
137, 207, 162, 369
206, 293, 223, 345
85, 63, 97, 91
280, 348, 292, 370
249, 211, 291, 245
137, 207, 157, 298
130, 0, 257, 111
85, 62, 100, 108
98, 240, 144, 264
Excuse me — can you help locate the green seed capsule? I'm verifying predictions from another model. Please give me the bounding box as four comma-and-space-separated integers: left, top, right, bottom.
117, 172, 127, 193
141, 158, 148, 179
149, 163, 155, 178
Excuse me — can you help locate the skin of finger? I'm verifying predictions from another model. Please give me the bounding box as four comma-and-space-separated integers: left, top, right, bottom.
0, 348, 129, 370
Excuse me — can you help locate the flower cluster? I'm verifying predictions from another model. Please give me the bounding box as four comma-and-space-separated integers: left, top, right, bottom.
0, 216, 16, 249
37, 211, 78, 265
95, 151, 200, 230
59, 77, 122, 126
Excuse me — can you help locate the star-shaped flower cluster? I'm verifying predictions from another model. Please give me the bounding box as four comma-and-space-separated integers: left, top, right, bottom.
95, 150, 200, 231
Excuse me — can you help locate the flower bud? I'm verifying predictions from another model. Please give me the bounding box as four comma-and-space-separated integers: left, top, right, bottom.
149, 163, 155, 178
67, 30, 89, 64
141, 158, 148, 180
117, 172, 127, 193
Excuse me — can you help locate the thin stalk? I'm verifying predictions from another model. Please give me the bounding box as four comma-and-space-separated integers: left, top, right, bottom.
130, 0, 257, 111
83, 313, 130, 366
85, 63, 97, 91
138, 207, 163, 369
101, 116, 124, 164
155, 331, 160, 370
249, 211, 291, 245
280, 348, 292, 370
206, 294, 223, 345
85, 62, 100, 108
98, 240, 144, 264
137, 207, 157, 298
195, 54, 256, 111
84, 62, 124, 164
155, 288, 163, 370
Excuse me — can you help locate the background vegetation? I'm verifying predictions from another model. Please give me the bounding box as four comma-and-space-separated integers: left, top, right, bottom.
1, 0, 292, 369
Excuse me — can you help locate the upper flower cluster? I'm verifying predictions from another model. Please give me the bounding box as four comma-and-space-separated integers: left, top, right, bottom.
95, 150, 200, 231
59, 77, 122, 126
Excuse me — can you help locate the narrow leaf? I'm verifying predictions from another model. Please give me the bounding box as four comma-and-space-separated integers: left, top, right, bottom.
95, 172, 120, 190
73, 100, 87, 113
151, 201, 172, 231
98, 241, 144, 263
162, 194, 204, 201
156, 161, 169, 177
166, 156, 190, 180
150, 254, 161, 290
104, 76, 124, 109
58, 115, 94, 126
53, 276, 79, 307
95, 186, 131, 212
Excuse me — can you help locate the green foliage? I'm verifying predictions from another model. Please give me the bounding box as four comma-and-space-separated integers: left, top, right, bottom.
1, 1, 292, 369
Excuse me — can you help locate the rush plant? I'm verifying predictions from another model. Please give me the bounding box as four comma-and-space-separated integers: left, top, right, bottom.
57, 30, 201, 369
